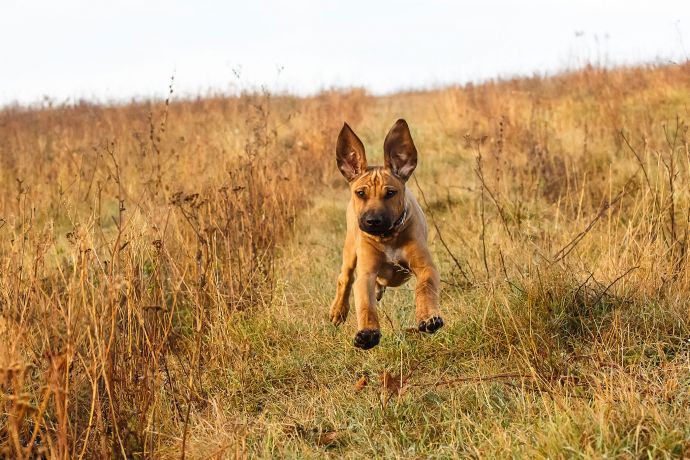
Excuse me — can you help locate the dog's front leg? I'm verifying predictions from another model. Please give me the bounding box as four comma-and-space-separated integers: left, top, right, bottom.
352, 256, 381, 349
329, 239, 356, 326
409, 248, 444, 333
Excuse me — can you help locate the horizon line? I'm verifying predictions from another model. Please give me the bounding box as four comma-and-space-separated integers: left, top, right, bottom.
2, 57, 687, 112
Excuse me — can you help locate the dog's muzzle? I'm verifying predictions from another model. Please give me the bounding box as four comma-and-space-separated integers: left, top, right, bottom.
359, 212, 391, 236
358, 208, 407, 237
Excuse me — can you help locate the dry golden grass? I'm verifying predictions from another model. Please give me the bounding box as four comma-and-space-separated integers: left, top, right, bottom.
1, 63, 690, 458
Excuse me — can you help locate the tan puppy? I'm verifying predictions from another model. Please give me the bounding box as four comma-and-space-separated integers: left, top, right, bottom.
329, 119, 443, 349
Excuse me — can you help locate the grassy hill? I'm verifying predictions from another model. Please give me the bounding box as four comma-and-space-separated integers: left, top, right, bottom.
1, 62, 690, 458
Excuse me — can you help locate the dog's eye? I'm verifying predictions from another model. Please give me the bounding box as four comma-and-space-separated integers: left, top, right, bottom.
355, 190, 366, 198
384, 189, 398, 198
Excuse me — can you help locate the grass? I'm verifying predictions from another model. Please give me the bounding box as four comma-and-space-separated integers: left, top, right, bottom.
2, 62, 690, 458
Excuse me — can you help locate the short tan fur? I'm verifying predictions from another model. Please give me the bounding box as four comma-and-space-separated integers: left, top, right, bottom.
330, 119, 444, 349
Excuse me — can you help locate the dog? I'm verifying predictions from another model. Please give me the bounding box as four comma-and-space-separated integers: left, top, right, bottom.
329, 119, 444, 349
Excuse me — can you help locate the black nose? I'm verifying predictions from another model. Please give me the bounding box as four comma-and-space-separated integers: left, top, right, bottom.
365, 216, 383, 227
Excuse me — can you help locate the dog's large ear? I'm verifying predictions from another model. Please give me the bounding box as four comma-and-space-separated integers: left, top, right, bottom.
383, 119, 417, 181
336, 123, 368, 181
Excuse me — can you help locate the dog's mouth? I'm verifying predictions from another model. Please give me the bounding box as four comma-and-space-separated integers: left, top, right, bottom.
358, 222, 391, 236
358, 208, 407, 237
358, 216, 393, 236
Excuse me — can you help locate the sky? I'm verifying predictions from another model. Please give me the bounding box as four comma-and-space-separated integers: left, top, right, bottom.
1, 0, 689, 106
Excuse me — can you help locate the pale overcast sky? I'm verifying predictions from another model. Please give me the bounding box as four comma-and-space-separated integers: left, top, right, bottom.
1, 0, 688, 106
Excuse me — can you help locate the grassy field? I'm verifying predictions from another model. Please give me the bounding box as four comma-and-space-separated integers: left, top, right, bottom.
2, 62, 690, 458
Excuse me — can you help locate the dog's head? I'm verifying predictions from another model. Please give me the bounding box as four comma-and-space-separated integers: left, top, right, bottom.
336, 119, 418, 236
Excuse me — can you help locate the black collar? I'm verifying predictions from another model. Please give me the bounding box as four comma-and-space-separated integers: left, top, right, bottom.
393, 207, 407, 228
378, 206, 408, 239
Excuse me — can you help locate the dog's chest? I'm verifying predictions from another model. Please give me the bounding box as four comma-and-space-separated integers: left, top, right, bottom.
382, 245, 406, 266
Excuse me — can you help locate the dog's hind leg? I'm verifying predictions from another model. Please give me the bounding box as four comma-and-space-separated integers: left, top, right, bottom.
329, 234, 356, 326
375, 283, 386, 301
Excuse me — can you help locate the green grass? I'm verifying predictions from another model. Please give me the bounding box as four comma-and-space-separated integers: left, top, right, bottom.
185, 161, 690, 457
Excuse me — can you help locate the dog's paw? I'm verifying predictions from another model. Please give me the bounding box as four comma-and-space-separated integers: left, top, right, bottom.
330, 310, 346, 326
353, 329, 381, 349
418, 316, 444, 334
329, 302, 349, 326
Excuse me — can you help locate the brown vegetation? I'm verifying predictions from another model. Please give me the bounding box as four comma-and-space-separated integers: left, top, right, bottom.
1, 63, 690, 457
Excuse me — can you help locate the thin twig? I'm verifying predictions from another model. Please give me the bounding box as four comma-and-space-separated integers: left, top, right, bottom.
552, 178, 638, 263
409, 371, 534, 388
479, 186, 490, 278
590, 266, 639, 309
412, 174, 473, 286
621, 130, 659, 212
474, 143, 513, 240
180, 393, 192, 460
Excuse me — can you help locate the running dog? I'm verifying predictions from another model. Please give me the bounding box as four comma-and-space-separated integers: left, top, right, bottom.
329, 119, 444, 349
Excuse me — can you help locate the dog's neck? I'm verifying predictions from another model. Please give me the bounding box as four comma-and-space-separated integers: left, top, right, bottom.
392, 206, 407, 229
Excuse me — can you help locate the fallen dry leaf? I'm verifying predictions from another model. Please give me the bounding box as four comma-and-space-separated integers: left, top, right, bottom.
380, 371, 404, 396
316, 430, 342, 446
354, 374, 368, 392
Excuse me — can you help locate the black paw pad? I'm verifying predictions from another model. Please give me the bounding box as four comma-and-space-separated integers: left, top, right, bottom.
418, 316, 444, 333
353, 329, 381, 350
